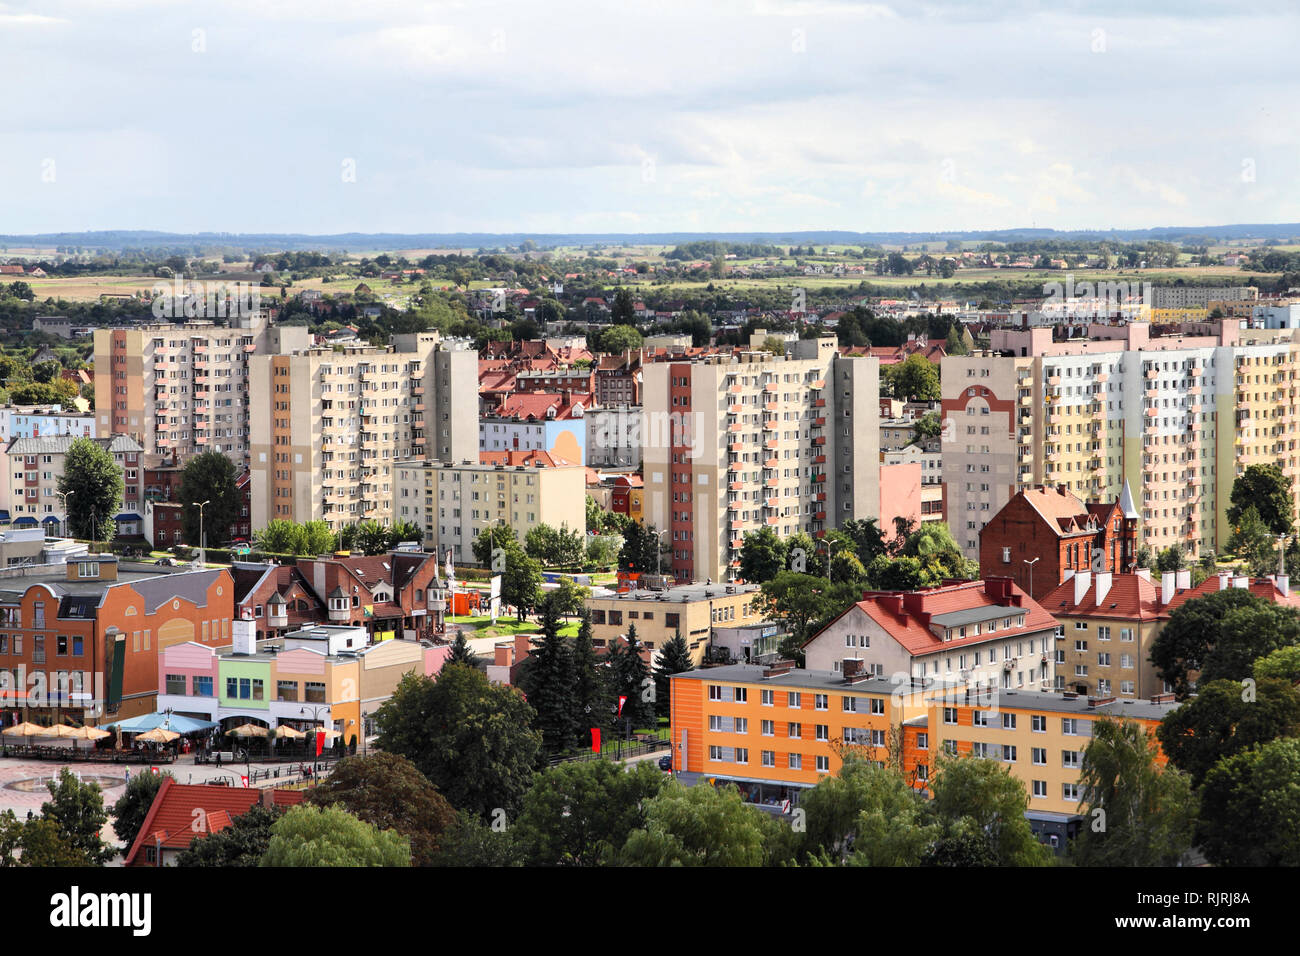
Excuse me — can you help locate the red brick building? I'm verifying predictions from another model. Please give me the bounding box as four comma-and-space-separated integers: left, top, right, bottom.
978, 482, 1139, 602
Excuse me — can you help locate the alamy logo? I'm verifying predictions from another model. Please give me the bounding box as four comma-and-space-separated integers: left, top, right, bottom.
50, 887, 151, 936
1042, 274, 1151, 319
151, 276, 261, 320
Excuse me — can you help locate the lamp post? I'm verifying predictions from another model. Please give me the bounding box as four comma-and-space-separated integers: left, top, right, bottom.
819, 537, 846, 583
655, 528, 669, 578
1023, 557, 1039, 599
55, 490, 73, 540
301, 704, 326, 777
194, 499, 211, 566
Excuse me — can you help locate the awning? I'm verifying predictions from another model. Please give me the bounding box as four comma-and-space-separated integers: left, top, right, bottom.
101, 712, 219, 734
0, 511, 11, 521
12, 517, 37, 527
115, 513, 143, 522
41, 515, 60, 524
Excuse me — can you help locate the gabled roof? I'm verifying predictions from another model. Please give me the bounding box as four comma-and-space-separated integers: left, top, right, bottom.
123, 568, 227, 614
1040, 573, 1162, 620
122, 779, 305, 864
479, 449, 578, 467
1017, 486, 1101, 537
1159, 573, 1300, 618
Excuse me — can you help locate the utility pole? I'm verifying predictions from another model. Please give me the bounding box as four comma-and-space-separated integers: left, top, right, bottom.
195, 499, 211, 566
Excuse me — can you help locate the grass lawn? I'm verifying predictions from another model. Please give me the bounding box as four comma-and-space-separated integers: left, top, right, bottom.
447, 616, 580, 639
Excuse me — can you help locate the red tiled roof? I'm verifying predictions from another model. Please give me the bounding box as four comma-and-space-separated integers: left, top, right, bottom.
810, 578, 1056, 656
1019, 486, 1100, 536
479, 449, 577, 468
123, 779, 305, 864
1159, 573, 1300, 618
1040, 573, 1162, 620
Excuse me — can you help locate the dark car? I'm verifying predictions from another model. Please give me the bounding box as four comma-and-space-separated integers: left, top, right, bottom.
658, 754, 673, 772
154, 557, 175, 566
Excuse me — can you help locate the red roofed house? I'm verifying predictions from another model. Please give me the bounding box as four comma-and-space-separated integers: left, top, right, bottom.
123, 779, 305, 866
978, 482, 1140, 601
803, 578, 1059, 693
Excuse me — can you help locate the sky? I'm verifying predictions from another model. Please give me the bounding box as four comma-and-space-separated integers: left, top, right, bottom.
1, 0, 1298, 236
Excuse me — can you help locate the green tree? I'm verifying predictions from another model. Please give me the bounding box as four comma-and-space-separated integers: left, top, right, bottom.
611, 287, 637, 326
1156, 677, 1300, 786
944, 324, 969, 356
1155, 544, 1186, 573
885, 353, 940, 400
502, 551, 543, 621
58, 438, 123, 541
654, 629, 693, 719
516, 760, 667, 866
927, 755, 1052, 867
1199, 601, 1300, 684
789, 757, 934, 866
472, 522, 520, 567
14, 818, 89, 867
430, 811, 526, 867
304, 753, 456, 866
254, 518, 304, 554
739, 526, 787, 583
1072, 718, 1197, 867
176, 804, 283, 866
1227, 463, 1294, 536
446, 631, 481, 668
597, 325, 642, 353
756, 571, 841, 662
572, 611, 612, 743
610, 624, 655, 731
40, 768, 113, 865
111, 770, 172, 853
1148, 587, 1261, 698
374, 665, 542, 819
261, 804, 410, 867
352, 520, 392, 556
178, 451, 242, 548
1254, 644, 1300, 683
618, 781, 767, 866
1197, 736, 1300, 866
910, 411, 942, 444
619, 522, 667, 574
841, 518, 889, 563
515, 596, 580, 753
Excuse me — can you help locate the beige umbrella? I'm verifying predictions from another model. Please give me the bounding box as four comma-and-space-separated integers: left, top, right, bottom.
2, 722, 47, 737
64, 726, 111, 741
136, 727, 180, 744
310, 727, 342, 740
273, 726, 305, 738
44, 724, 83, 738
228, 723, 268, 737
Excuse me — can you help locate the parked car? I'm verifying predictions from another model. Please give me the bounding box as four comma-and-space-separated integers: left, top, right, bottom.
154, 557, 175, 567
658, 754, 673, 772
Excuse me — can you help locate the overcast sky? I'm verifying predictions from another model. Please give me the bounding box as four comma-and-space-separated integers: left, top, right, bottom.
2, 0, 1297, 235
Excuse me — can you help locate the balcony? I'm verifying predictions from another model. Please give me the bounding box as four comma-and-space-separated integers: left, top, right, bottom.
812, 436, 826, 446
728, 404, 743, 415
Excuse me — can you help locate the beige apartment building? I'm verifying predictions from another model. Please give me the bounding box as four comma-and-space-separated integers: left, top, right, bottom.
2, 435, 146, 537
94, 313, 309, 466
642, 335, 881, 584
943, 318, 1300, 559
585, 581, 764, 664
392, 454, 585, 566
248, 336, 477, 533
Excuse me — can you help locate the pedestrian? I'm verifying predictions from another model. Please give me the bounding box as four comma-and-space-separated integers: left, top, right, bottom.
124, 768, 130, 784
26, 810, 32, 821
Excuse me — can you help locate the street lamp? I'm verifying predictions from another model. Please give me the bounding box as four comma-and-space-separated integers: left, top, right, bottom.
819, 537, 846, 583
194, 499, 211, 566
1023, 557, 1039, 598
301, 704, 327, 777
55, 490, 73, 540
655, 528, 669, 578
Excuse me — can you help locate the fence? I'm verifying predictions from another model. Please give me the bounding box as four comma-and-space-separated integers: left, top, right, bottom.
548, 738, 669, 766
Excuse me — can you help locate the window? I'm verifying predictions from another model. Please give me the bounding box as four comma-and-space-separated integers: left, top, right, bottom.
1062, 783, 1080, 802
787, 722, 802, 738
1062, 750, 1081, 769
72, 636, 83, 656
277, 680, 298, 702
1032, 715, 1046, 733
226, 677, 238, 698
1032, 747, 1047, 765
943, 740, 958, 755
761, 689, 774, 706
192, 676, 213, 697
815, 724, 829, 741
735, 717, 748, 734
1032, 780, 1047, 799
870, 698, 885, 715
1002, 713, 1017, 729
735, 748, 749, 765
761, 750, 775, 767
251, 679, 264, 701
917, 733, 928, 750
972, 710, 990, 727
761, 720, 774, 736
787, 692, 801, 708
165, 674, 186, 695
943, 707, 958, 725
816, 755, 830, 773
815, 693, 828, 710
788, 753, 802, 770
305, 681, 326, 703
708, 685, 723, 701
709, 745, 723, 761
1002, 745, 1017, 762
842, 696, 859, 712
1062, 718, 1080, 735
735, 687, 748, 703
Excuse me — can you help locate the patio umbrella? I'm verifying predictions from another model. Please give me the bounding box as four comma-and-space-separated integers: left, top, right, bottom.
2, 722, 46, 746
228, 723, 268, 737
42, 724, 82, 738
64, 726, 111, 741
312, 728, 342, 740
136, 727, 179, 744
273, 726, 305, 738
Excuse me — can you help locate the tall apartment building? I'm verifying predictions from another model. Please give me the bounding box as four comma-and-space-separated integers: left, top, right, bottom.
642, 336, 880, 584
943, 319, 1300, 559
393, 451, 585, 565
1152, 285, 1256, 310
249, 336, 477, 533
94, 313, 309, 465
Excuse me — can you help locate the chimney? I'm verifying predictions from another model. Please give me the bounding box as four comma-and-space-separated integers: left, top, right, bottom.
1057, 485, 1069, 497
1233, 575, 1249, 589
842, 658, 864, 681
1278, 574, 1290, 598
259, 788, 276, 809
1218, 572, 1230, 590
1135, 567, 1151, 582
1094, 571, 1112, 606
1073, 570, 1092, 606
1175, 569, 1190, 590
231, 617, 256, 656
1161, 573, 1175, 607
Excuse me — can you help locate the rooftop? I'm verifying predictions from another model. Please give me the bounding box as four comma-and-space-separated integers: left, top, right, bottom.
595, 582, 760, 604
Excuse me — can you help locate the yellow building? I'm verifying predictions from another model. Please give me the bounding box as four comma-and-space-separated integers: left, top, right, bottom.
587, 582, 766, 663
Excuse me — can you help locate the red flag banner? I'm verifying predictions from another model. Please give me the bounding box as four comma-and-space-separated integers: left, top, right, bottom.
240, 775, 249, 788
617, 695, 627, 716
590, 728, 601, 753
315, 730, 325, 756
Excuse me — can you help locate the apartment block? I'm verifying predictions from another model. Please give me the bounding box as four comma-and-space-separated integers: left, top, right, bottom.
393, 452, 585, 566
905, 688, 1179, 847
0, 405, 95, 442
94, 314, 309, 465
668, 661, 932, 803
803, 578, 1058, 693
642, 335, 881, 584
584, 581, 765, 665
248, 337, 477, 532
943, 318, 1300, 559
1152, 285, 1256, 310
2, 435, 146, 538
